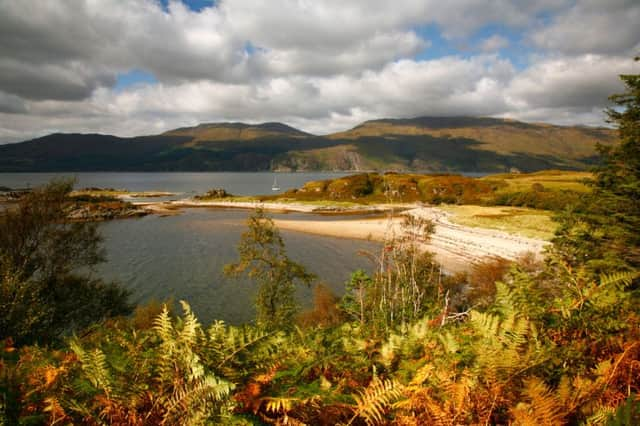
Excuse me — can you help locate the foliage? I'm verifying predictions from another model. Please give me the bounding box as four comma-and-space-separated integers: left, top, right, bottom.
0, 179, 132, 345
442, 205, 556, 240
269, 170, 591, 215
298, 283, 345, 328
2, 68, 639, 425
349, 377, 403, 425
488, 187, 584, 210
1, 302, 292, 424
465, 256, 512, 309
225, 208, 315, 329
552, 58, 640, 275
341, 215, 457, 334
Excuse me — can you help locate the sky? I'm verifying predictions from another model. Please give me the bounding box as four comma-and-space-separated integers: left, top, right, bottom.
0, 0, 639, 143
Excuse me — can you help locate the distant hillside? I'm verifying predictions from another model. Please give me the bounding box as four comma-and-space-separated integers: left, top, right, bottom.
0, 117, 616, 172
311, 116, 615, 172
164, 122, 311, 143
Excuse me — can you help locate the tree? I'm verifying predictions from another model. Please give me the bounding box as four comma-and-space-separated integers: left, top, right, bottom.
552, 57, 640, 276
225, 208, 315, 329
0, 179, 132, 345
341, 215, 452, 333
341, 269, 373, 327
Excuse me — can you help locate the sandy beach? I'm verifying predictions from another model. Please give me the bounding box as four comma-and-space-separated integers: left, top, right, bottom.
137, 199, 549, 272
273, 206, 549, 272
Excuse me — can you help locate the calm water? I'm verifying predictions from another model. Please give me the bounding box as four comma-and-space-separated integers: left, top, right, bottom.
0, 172, 381, 325
96, 209, 379, 325
0, 171, 349, 196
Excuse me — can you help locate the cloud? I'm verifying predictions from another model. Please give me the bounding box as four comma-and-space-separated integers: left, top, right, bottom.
0, 55, 517, 140
0, 0, 571, 98
531, 0, 640, 55
505, 54, 636, 111
0, 91, 27, 114
480, 35, 510, 52
0, 0, 638, 144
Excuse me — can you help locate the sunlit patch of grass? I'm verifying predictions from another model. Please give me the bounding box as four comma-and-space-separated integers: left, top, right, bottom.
72, 189, 176, 198
71, 189, 128, 197
269, 198, 363, 208
484, 170, 593, 194
441, 205, 557, 240
209, 196, 262, 202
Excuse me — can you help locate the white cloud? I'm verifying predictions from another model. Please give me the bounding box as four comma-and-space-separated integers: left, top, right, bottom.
505, 54, 637, 111
531, 0, 640, 55
480, 35, 510, 52
0, 0, 638, 144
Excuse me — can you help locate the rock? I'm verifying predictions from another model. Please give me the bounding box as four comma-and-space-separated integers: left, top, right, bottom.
194, 188, 232, 199
66, 201, 148, 222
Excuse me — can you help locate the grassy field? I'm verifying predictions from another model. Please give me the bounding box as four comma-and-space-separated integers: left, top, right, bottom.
71, 189, 175, 198
272, 170, 592, 210
441, 205, 556, 240
484, 170, 592, 194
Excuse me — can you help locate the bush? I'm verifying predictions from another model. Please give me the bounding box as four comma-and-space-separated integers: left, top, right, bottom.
0, 179, 132, 345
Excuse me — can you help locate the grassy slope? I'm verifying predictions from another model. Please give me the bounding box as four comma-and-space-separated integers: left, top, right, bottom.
0, 117, 615, 172
484, 169, 592, 193
316, 117, 616, 172
330, 117, 615, 159
266, 170, 590, 239
164, 122, 310, 144
441, 205, 555, 240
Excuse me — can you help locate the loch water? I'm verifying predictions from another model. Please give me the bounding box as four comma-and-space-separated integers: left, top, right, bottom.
1, 172, 380, 324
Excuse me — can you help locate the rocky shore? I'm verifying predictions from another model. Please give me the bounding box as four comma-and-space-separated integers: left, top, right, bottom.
66, 201, 149, 221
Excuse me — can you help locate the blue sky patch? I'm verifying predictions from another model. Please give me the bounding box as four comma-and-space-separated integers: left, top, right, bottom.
160, 0, 217, 12
115, 69, 158, 91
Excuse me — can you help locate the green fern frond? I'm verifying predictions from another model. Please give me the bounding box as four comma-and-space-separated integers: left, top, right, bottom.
69, 340, 112, 394
177, 300, 201, 348
598, 271, 637, 289
439, 331, 459, 354
205, 321, 283, 382
153, 304, 174, 347
164, 374, 234, 425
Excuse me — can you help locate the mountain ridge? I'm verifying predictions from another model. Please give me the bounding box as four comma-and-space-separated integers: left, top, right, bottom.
0, 116, 616, 173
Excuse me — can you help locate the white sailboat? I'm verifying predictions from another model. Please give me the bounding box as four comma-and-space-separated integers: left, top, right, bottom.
271, 176, 280, 191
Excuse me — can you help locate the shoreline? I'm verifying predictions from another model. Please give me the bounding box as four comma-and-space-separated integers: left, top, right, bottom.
142, 199, 409, 215
136, 199, 549, 273
273, 207, 548, 273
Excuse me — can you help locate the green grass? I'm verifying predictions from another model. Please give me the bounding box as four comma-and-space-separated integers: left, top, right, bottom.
441, 205, 557, 240
72, 189, 176, 198
484, 170, 592, 194
192, 195, 261, 202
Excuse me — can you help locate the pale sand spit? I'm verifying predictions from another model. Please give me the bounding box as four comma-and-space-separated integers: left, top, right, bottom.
136, 199, 549, 273
273, 206, 549, 273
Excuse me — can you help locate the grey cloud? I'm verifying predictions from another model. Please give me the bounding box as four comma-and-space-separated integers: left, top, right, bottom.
0, 91, 28, 114
249, 31, 427, 77
0, 0, 572, 100
0, 58, 115, 101
0, 0, 637, 144
506, 55, 638, 112
531, 0, 640, 54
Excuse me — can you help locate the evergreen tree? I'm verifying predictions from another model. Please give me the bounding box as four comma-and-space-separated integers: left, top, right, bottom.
552, 57, 640, 276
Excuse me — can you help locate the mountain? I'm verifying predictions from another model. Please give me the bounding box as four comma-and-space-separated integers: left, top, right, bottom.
0, 117, 616, 172
164, 122, 311, 142
311, 116, 616, 171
